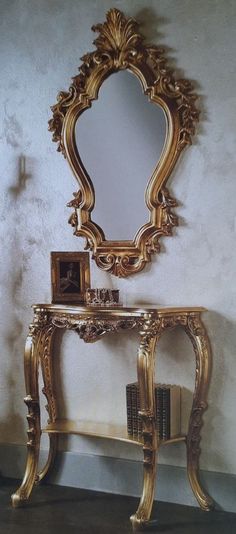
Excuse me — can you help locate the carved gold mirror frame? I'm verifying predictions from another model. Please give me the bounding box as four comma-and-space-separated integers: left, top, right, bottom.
49, 8, 199, 277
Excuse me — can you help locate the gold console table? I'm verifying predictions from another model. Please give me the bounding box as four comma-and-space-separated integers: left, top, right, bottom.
12, 304, 214, 530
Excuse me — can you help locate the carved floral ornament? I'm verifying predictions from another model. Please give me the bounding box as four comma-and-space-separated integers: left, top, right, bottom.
29, 308, 204, 345
49, 8, 199, 277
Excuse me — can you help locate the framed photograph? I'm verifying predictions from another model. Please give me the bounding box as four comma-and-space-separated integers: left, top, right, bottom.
51, 252, 90, 304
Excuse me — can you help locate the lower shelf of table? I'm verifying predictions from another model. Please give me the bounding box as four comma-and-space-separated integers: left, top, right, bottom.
42, 420, 186, 447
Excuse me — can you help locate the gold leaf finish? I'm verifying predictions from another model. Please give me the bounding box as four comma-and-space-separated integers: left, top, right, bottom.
12, 304, 214, 528
49, 9, 199, 277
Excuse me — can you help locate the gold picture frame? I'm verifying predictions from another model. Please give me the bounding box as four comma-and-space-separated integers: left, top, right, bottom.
49, 8, 199, 277
51, 252, 90, 303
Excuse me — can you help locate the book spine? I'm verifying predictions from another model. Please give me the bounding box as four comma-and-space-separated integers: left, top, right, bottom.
137, 384, 143, 439
127, 382, 181, 441
162, 386, 170, 440
131, 383, 138, 436
126, 383, 133, 436
155, 386, 163, 440
169, 386, 181, 438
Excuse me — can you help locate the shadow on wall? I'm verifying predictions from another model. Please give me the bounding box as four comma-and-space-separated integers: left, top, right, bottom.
52, 330, 70, 454
9, 155, 32, 197
131, 7, 207, 273
155, 310, 236, 481
135, 6, 206, 137
0, 155, 33, 448
135, 7, 169, 42
202, 311, 236, 471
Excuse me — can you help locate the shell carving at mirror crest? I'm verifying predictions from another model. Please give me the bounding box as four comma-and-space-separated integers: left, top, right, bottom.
49, 8, 199, 277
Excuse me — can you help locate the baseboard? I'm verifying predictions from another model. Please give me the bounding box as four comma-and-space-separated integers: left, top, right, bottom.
0, 443, 235, 513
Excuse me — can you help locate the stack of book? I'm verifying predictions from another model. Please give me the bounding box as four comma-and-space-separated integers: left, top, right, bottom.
126, 382, 181, 440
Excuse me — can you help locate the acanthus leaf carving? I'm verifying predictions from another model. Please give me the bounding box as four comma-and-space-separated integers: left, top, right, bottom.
40, 324, 57, 423
48, 86, 78, 157
186, 314, 205, 337
68, 210, 78, 229
146, 234, 161, 255
24, 395, 40, 449
154, 186, 179, 240
92, 8, 144, 65
67, 190, 83, 209
49, 8, 199, 277
94, 253, 144, 278
51, 314, 137, 343
138, 317, 162, 342
67, 190, 82, 230
28, 311, 49, 340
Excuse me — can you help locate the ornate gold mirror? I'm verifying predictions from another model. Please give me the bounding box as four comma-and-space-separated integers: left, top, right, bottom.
49, 8, 199, 277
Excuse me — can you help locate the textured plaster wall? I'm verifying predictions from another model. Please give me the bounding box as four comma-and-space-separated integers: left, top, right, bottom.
0, 0, 236, 477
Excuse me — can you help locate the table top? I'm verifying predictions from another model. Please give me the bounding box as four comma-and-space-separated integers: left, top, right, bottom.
33, 303, 207, 319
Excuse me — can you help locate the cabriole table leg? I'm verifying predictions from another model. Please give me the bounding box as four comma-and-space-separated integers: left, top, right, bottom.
185, 314, 214, 511
11, 325, 42, 507
36, 325, 58, 483
131, 319, 159, 530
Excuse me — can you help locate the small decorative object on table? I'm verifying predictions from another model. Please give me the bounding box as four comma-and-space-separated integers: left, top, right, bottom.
51, 251, 90, 303
86, 288, 120, 307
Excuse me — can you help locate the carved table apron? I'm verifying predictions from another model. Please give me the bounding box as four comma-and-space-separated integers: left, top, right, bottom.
11, 304, 214, 530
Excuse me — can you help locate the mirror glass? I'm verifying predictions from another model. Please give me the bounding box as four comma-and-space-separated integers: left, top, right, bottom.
75, 71, 167, 241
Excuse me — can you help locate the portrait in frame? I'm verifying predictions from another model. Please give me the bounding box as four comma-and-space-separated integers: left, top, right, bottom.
51, 251, 90, 303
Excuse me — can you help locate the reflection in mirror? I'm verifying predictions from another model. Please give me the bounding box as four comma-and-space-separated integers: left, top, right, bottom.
75, 71, 167, 240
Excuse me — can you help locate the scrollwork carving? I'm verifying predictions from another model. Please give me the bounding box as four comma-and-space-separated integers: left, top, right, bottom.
67, 190, 82, 229
51, 314, 137, 343
184, 314, 212, 489
40, 324, 57, 423
95, 252, 144, 278
161, 314, 188, 330
138, 317, 162, 342
186, 314, 206, 337
28, 311, 49, 340
24, 395, 40, 448
187, 402, 208, 465
13, 304, 213, 516
49, 10, 198, 153
49, 8, 199, 277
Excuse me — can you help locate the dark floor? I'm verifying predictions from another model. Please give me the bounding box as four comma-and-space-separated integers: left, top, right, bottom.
1, 478, 236, 534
